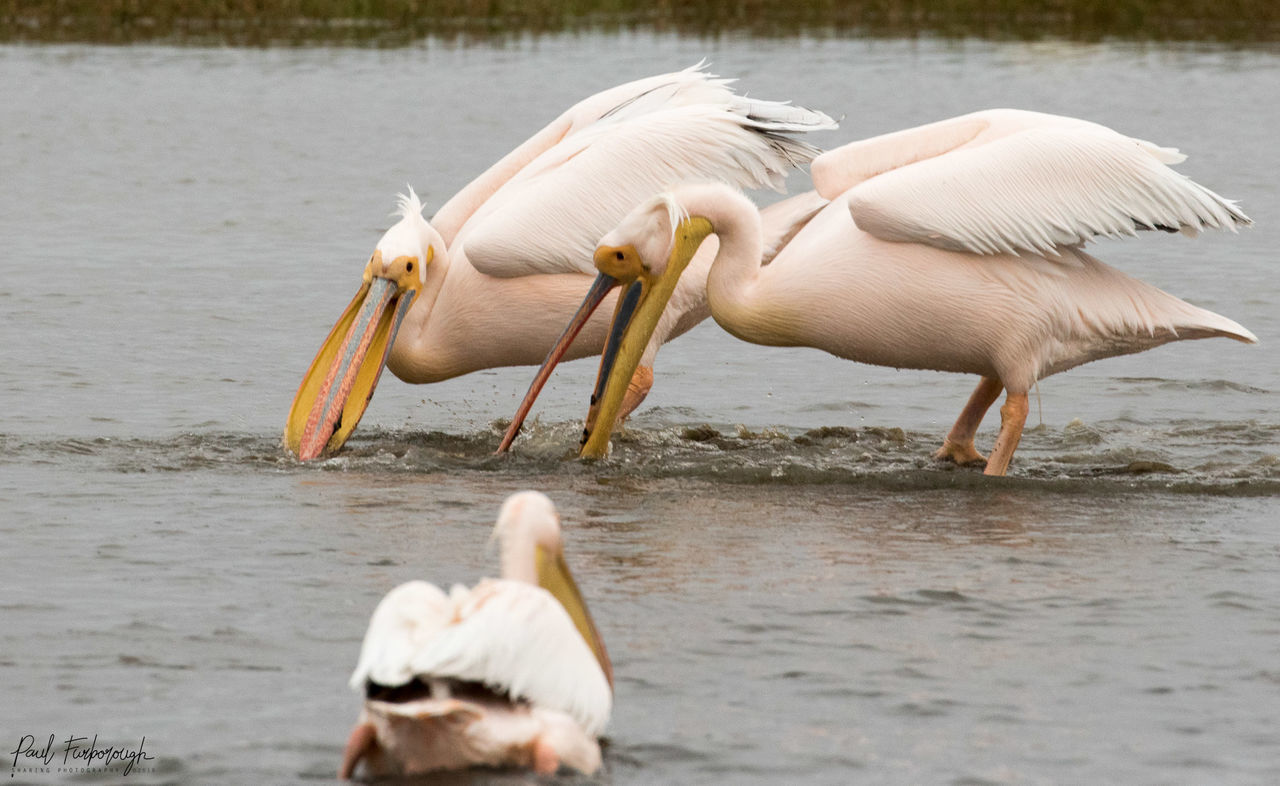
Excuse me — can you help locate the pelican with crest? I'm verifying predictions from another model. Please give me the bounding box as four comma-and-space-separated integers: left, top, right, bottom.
285, 65, 835, 460
505, 109, 1255, 475
339, 491, 611, 778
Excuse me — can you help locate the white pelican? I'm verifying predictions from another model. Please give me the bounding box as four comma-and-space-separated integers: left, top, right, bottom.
285, 65, 836, 460
529, 109, 1255, 475
339, 491, 611, 779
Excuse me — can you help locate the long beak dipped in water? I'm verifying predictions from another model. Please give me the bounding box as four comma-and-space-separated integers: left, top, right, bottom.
496, 217, 712, 458
284, 251, 424, 460
577, 217, 712, 458
494, 272, 620, 453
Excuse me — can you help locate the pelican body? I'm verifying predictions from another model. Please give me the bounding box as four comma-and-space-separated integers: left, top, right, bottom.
531, 109, 1255, 475
340, 491, 611, 778
285, 66, 836, 460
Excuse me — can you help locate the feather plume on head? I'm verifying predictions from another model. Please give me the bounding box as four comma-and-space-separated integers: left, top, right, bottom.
650, 190, 692, 248
394, 186, 426, 221
371, 186, 444, 288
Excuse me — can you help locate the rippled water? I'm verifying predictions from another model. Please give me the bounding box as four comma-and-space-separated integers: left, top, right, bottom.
2, 35, 1279, 785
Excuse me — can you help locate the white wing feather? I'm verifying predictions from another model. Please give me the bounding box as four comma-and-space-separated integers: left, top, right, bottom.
458, 79, 836, 278
348, 580, 453, 690
406, 579, 612, 737
827, 112, 1250, 259
348, 578, 611, 736
808, 107, 1249, 259
430, 64, 737, 243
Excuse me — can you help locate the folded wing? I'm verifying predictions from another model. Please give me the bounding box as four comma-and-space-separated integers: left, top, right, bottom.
403, 579, 612, 737
812, 109, 1250, 259
458, 71, 836, 278
349, 580, 453, 690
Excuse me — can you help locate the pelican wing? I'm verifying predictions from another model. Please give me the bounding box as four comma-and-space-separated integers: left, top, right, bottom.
813, 109, 1250, 258
406, 579, 612, 737
349, 580, 453, 690
456, 83, 836, 278
430, 64, 743, 244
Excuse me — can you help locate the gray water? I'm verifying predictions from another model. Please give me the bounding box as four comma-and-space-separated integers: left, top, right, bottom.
2, 35, 1279, 785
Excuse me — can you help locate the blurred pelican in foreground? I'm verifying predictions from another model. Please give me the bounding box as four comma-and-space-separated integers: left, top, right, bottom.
285, 65, 836, 460
340, 491, 611, 779
524, 109, 1254, 475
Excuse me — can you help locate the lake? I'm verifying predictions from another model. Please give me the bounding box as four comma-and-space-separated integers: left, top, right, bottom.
2, 34, 1278, 784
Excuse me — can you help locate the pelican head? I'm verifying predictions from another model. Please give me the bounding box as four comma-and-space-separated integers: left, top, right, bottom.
285, 189, 444, 460
496, 491, 613, 687
593, 191, 689, 281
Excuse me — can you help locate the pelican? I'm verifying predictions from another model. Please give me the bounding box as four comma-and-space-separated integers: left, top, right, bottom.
285, 65, 836, 460
522, 109, 1255, 475
339, 491, 611, 779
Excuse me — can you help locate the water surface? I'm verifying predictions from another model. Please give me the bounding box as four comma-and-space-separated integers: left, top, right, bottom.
2, 35, 1278, 784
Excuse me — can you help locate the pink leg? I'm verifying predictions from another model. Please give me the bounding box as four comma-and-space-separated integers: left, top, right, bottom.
532, 736, 561, 775
984, 392, 1029, 476
338, 722, 376, 780
933, 376, 1003, 466
618, 364, 654, 423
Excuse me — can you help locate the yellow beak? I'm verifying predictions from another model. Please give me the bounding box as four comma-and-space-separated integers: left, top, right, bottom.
535, 544, 613, 688
579, 217, 713, 458
284, 252, 424, 460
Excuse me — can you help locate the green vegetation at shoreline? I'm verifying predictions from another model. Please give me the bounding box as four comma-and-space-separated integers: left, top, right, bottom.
3, 0, 1278, 44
